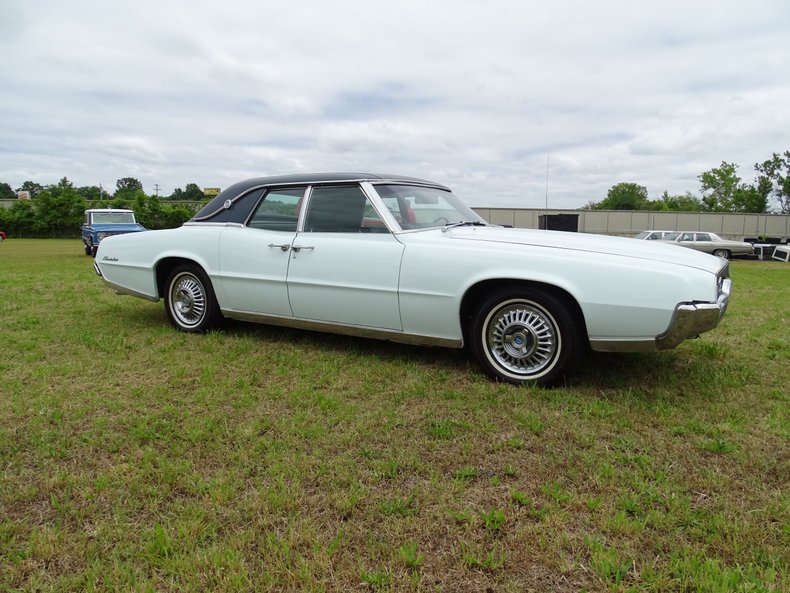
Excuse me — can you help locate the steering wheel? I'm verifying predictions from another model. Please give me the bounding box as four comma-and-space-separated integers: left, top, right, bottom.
432, 217, 449, 225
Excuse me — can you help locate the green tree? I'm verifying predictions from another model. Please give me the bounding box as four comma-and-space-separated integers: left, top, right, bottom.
167, 187, 184, 200
3, 200, 36, 236
755, 150, 790, 213
47, 177, 75, 198
649, 191, 704, 212
0, 182, 15, 200
183, 183, 204, 201
168, 183, 205, 201
699, 161, 768, 213
76, 185, 104, 201
592, 182, 649, 210
157, 203, 194, 228
132, 191, 163, 228
731, 185, 769, 213
699, 162, 740, 211
115, 177, 143, 200
33, 185, 87, 237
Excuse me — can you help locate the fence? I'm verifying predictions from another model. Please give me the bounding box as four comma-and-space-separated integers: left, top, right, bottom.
472, 208, 790, 241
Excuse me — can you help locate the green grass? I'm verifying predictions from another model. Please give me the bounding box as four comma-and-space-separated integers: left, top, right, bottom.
1, 239, 788, 592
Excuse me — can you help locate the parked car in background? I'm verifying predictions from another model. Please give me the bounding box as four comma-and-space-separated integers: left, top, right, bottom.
0, 230, 6, 241
634, 230, 672, 240
81, 209, 145, 257
94, 172, 732, 386
660, 231, 754, 259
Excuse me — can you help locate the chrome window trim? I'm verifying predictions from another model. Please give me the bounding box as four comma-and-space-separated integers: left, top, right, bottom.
360, 181, 402, 233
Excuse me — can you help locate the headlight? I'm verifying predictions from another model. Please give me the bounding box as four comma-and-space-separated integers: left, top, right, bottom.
97, 232, 110, 241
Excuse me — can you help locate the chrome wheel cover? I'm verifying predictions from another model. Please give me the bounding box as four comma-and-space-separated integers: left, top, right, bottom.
169, 272, 207, 328
484, 299, 560, 378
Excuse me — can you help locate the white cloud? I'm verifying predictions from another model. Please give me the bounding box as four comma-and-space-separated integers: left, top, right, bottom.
1, 0, 789, 207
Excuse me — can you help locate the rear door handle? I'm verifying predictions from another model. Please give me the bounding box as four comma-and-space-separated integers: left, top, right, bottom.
291, 245, 314, 253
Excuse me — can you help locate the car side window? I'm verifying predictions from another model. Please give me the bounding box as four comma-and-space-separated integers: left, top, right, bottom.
680, 232, 694, 241
304, 185, 385, 233
696, 233, 711, 241
248, 187, 306, 232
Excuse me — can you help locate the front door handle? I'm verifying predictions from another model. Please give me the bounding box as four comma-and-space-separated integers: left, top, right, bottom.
268, 243, 291, 252
291, 245, 315, 253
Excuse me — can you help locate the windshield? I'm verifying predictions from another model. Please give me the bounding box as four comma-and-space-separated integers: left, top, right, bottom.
372, 184, 486, 230
91, 212, 137, 224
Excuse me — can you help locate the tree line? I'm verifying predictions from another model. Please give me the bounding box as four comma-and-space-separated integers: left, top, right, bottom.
0, 177, 207, 238
586, 151, 790, 213
2, 152, 789, 237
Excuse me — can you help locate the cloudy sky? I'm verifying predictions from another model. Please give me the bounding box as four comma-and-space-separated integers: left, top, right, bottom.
1, 0, 788, 208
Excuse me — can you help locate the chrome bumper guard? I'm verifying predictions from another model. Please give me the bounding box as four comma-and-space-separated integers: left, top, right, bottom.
93, 261, 103, 277
656, 278, 731, 350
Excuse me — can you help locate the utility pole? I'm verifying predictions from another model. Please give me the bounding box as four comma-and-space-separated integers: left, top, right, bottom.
544, 156, 550, 229
154, 184, 161, 197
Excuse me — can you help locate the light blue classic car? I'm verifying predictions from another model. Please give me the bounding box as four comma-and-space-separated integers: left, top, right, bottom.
93, 173, 732, 386
81, 208, 145, 257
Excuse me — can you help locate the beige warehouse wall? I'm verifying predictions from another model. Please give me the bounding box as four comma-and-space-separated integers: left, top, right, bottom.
473, 208, 790, 241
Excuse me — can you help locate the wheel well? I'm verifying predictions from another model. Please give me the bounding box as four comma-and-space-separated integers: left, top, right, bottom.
459, 279, 588, 342
154, 257, 201, 298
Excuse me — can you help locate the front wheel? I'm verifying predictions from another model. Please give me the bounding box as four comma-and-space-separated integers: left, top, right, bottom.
164, 265, 223, 332
712, 249, 730, 259
470, 288, 585, 386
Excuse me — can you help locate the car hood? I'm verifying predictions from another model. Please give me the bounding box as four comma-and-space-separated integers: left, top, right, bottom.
434, 226, 726, 273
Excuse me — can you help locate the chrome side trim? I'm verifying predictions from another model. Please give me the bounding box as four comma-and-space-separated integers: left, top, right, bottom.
222, 309, 462, 349
589, 339, 657, 353
99, 277, 160, 302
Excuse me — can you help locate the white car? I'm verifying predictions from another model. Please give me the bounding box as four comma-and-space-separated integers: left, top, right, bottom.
94, 173, 731, 386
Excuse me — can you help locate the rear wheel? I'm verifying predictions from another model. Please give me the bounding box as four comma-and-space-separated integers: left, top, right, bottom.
164, 265, 223, 332
470, 288, 585, 386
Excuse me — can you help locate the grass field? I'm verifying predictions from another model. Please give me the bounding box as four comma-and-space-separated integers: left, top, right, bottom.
1, 239, 788, 592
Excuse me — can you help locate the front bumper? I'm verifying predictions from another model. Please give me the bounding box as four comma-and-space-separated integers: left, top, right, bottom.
656, 278, 731, 350
590, 276, 731, 353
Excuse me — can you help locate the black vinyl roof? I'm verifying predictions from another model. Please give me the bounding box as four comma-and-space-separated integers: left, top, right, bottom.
192, 172, 448, 223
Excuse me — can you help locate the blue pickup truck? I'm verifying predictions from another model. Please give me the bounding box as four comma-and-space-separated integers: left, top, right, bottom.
81, 208, 146, 256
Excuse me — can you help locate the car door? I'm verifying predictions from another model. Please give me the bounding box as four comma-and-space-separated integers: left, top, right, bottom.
217, 187, 304, 317
676, 232, 702, 252
693, 233, 715, 253
285, 184, 405, 330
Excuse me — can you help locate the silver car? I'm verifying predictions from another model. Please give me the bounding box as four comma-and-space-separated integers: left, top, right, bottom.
661, 232, 754, 259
